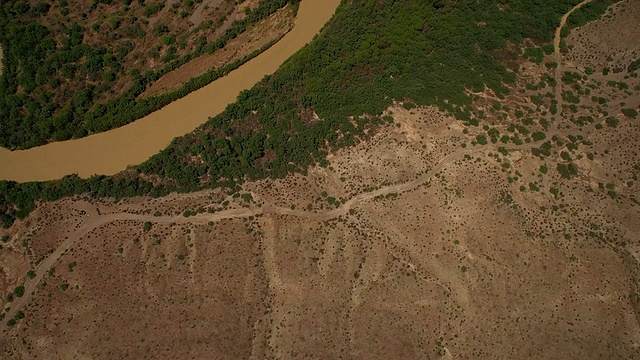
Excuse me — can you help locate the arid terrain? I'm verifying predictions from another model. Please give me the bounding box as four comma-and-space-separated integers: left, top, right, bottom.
0, 0, 639, 359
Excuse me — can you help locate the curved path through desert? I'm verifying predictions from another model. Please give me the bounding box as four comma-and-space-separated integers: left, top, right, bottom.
4, 132, 606, 321
554, 0, 594, 121
0, 0, 341, 182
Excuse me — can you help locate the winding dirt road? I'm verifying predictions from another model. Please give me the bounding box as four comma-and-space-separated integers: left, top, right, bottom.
0, 0, 341, 182
2, 136, 556, 321
554, 0, 594, 122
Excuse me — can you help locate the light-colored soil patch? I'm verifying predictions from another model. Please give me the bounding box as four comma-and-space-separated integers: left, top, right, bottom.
143, 4, 296, 98
190, 0, 225, 27
564, 0, 640, 72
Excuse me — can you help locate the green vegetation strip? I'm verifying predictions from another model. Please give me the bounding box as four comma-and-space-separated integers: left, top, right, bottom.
0, 0, 611, 228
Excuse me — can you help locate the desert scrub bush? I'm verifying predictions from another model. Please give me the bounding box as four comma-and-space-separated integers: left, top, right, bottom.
143, 222, 152, 232
561, 71, 582, 84
561, 90, 580, 104
523, 46, 544, 64
402, 102, 416, 110
531, 131, 546, 141
557, 163, 578, 179
13, 286, 25, 298
606, 117, 619, 127
511, 136, 524, 146
621, 108, 638, 118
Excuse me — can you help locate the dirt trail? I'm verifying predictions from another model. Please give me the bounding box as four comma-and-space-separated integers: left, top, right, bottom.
3, 137, 559, 321
554, 0, 594, 122
4, 103, 607, 321
0, 0, 341, 182
190, 0, 224, 27
148, 0, 179, 26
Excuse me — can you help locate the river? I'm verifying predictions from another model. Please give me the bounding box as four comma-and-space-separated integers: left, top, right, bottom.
0, 0, 341, 182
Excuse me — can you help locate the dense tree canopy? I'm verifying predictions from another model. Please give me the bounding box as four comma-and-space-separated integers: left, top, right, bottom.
0, 0, 615, 227
0, 0, 299, 149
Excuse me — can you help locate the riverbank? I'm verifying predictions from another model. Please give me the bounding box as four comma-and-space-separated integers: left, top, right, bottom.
0, 0, 341, 182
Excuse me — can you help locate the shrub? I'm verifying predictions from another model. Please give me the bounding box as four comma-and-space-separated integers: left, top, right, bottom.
13, 286, 25, 298
402, 102, 416, 110
605, 117, 619, 127
531, 131, 546, 141
557, 163, 572, 179
523, 47, 544, 64
162, 34, 176, 45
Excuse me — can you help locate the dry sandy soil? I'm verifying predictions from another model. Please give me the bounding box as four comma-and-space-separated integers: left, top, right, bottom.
0, 1, 639, 359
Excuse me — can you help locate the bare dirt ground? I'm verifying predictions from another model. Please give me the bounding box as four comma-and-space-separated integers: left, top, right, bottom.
0, 2, 639, 359
564, 0, 640, 74
142, 4, 296, 98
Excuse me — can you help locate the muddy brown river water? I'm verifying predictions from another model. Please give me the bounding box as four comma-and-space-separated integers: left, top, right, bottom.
0, 0, 340, 182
